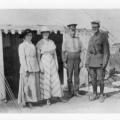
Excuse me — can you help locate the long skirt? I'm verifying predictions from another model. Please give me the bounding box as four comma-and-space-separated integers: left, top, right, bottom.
18, 72, 41, 105
40, 54, 62, 100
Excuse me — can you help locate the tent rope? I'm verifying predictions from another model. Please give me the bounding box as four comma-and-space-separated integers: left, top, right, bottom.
0, 72, 22, 112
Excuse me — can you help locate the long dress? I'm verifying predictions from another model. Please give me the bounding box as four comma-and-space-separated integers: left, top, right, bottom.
36, 39, 62, 100
18, 41, 40, 105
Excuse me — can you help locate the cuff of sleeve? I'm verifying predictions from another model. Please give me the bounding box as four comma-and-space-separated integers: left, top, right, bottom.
24, 67, 28, 72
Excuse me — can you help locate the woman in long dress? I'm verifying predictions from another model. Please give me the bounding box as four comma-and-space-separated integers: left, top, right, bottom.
36, 26, 64, 105
18, 29, 40, 107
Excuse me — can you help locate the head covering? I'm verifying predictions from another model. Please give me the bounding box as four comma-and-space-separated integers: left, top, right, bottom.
41, 26, 50, 33
91, 20, 100, 26
67, 24, 77, 30
21, 29, 32, 38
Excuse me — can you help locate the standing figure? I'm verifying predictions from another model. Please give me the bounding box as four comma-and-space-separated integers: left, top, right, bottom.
36, 26, 65, 105
85, 21, 110, 103
18, 29, 40, 108
62, 24, 84, 98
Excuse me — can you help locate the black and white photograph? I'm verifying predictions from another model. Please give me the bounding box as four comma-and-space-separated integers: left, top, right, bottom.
0, 8, 120, 114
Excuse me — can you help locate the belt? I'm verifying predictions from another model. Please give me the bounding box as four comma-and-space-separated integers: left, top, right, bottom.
90, 51, 103, 55
67, 51, 81, 59
67, 51, 81, 54
90, 53, 103, 56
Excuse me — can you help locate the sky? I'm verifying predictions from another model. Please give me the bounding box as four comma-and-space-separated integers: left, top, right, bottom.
0, 9, 119, 43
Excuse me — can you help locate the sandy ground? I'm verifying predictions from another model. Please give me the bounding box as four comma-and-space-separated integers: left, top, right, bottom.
0, 82, 120, 113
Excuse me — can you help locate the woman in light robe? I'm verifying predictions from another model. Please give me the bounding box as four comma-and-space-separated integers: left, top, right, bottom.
36, 26, 65, 105
18, 29, 40, 108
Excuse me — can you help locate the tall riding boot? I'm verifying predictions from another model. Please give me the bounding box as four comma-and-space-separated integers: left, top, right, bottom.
99, 81, 105, 103
100, 82, 104, 95
67, 80, 74, 98
93, 83, 97, 95
89, 81, 98, 101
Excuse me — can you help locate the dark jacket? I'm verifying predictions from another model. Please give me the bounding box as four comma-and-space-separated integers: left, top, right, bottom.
86, 31, 110, 68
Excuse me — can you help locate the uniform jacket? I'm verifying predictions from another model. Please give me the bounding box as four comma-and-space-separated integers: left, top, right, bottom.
86, 31, 110, 68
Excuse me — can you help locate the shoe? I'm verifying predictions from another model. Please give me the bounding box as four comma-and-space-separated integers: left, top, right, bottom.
46, 99, 51, 105
99, 94, 105, 103
28, 103, 33, 108
89, 94, 98, 101
74, 92, 81, 97
22, 103, 27, 108
67, 93, 74, 98
58, 97, 68, 103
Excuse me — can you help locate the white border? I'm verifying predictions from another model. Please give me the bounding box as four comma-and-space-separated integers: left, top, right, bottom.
0, 0, 119, 9
0, 0, 120, 120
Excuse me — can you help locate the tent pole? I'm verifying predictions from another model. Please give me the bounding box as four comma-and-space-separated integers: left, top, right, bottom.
0, 30, 6, 102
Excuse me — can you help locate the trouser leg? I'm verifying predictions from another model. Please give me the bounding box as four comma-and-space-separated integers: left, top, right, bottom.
74, 58, 80, 92
67, 59, 74, 94
97, 68, 105, 95
89, 68, 97, 95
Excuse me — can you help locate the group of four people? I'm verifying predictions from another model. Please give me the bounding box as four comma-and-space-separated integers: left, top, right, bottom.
18, 21, 110, 108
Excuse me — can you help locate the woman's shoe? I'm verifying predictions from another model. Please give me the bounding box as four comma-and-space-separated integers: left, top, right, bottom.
58, 97, 68, 103
22, 103, 27, 108
74, 91, 81, 97
27, 102, 33, 108
46, 99, 51, 105
89, 94, 98, 101
99, 94, 105, 103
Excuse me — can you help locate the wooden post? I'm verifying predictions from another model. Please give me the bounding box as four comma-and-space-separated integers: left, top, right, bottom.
0, 30, 6, 101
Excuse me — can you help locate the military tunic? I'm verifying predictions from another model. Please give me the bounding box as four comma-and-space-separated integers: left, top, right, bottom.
86, 31, 110, 94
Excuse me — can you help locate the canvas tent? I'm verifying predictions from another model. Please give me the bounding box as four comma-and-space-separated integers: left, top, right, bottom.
0, 9, 119, 101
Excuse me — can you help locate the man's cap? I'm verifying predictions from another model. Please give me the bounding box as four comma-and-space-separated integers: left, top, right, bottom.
67, 24, 77, 29
91, 20, 100, 25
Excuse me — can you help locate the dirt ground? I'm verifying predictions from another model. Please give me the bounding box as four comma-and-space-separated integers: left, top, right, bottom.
0, 82, 120, 113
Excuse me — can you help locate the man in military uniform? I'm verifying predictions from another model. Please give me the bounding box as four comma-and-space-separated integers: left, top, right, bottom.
85, 21, 110, 102
62, 24, 84, 98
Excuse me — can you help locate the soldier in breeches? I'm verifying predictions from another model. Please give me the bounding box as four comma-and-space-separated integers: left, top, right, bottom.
85, 21, 110, 103
62, 24, 84, 98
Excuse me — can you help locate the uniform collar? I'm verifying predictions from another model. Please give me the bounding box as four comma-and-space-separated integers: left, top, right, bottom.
94, 30, 100, 36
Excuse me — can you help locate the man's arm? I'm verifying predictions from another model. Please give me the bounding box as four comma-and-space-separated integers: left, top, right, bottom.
62, 34, 67, 63
79, 38, 85, 68
103, 33, 110, 68
85, 39, 91, 67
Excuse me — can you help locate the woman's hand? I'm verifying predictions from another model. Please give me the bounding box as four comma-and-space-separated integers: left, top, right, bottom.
25, 71, 30, 77
49, 50, 54, 55
40, 62, 44, 74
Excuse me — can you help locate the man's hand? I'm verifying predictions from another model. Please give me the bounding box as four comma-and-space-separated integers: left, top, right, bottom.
63, 62, 68, 69
80, 62, 84, 68
85, 64, 89, 72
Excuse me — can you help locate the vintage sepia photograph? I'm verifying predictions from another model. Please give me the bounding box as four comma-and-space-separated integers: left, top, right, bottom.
0, 9, 119, 113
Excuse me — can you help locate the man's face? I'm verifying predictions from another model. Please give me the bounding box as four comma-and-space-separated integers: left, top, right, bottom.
91, 24, 100, 33
69, 28, 76, 37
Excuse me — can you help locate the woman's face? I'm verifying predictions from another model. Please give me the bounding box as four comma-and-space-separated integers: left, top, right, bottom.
42, 32, 50, 39
25, 33, 32, 41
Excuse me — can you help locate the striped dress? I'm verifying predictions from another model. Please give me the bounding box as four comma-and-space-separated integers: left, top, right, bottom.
36, 39, 62, 100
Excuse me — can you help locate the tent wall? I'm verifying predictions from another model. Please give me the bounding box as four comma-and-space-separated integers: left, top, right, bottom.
0, 31, 6, 101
